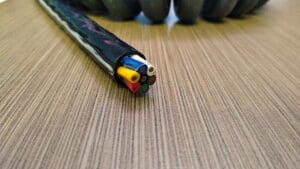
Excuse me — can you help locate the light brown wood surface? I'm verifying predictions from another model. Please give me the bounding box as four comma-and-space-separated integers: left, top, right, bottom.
1, 0, 300, 168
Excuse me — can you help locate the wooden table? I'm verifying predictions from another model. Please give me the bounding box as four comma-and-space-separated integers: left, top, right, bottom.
1, 0, 299, 168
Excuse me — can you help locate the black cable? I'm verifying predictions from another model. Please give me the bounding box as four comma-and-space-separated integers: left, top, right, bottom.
38, 0, 270, 95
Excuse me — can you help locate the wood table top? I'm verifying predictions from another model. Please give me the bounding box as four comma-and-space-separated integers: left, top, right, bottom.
0, 0, 299, 168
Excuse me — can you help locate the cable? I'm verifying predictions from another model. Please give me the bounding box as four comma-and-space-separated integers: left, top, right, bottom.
38, 0, 270, 95
39, 0, 156, 95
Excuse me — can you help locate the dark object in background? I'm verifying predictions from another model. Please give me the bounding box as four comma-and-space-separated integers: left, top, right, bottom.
249, 0, 269, 12
139, 0, 170, 22
229, 0, 260, 17
202, 0, 238, 21
79, 0, 107, 13
174, 0, 204, 24
101, 0, 141, 20
76, 0, 270, 22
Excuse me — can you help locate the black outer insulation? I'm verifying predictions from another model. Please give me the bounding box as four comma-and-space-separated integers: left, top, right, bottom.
39, 0, 145, 82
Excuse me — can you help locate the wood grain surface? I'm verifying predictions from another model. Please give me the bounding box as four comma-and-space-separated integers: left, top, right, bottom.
0, 0, 300, 168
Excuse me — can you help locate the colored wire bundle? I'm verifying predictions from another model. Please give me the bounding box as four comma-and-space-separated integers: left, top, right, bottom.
38, 0, 156, 95
117, 55, 156, 95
